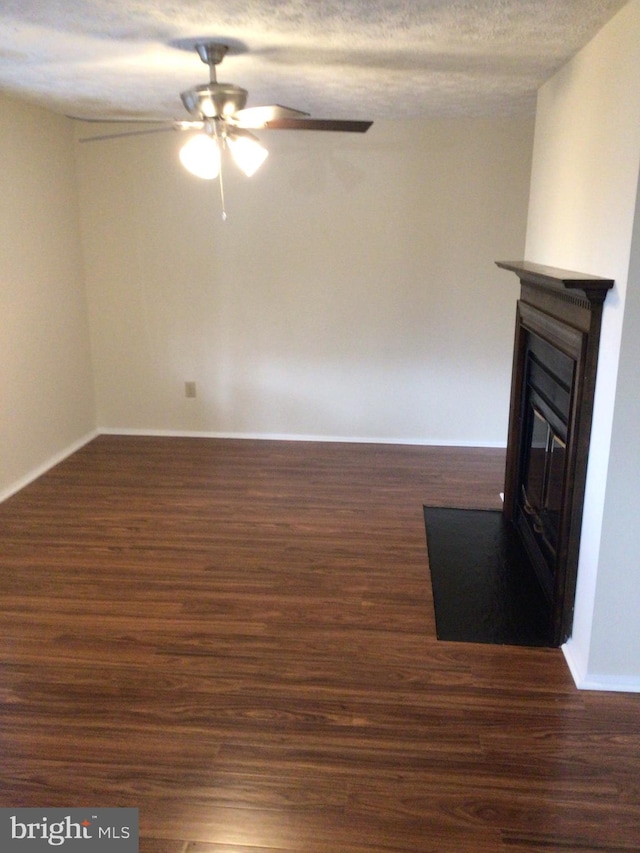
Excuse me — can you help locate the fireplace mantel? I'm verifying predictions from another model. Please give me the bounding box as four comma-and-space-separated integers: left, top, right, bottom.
496, 260, 614, 304
497, 260, 614, 645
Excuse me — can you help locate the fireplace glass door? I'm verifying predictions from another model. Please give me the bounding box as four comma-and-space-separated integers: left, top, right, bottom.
517, 332, 573, 601
522, 405, 567, 560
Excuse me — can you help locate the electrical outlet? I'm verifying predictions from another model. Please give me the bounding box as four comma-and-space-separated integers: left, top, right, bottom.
185, 381, 197, 398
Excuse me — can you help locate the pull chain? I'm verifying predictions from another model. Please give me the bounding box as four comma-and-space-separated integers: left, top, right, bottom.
212, 119, 228, 221
218, 165, 227, 221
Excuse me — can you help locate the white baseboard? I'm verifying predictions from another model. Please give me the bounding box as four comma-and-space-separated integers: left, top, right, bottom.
563, 641, 640, 693
97, 426, 507, 448
0, 429, 99, 504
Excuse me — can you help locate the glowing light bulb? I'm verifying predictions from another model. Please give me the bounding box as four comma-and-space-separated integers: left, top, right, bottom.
179, 134, 221, 180
226, 131, 268, 177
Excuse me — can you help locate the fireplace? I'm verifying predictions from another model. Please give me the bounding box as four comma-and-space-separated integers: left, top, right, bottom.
496, 261, 614, 645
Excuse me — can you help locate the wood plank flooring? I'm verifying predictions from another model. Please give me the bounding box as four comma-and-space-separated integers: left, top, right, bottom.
0, 435, 638, 852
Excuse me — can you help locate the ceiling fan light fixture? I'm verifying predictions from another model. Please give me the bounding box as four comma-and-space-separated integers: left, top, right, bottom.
226, 129, 269, 177
180, 83, 248, 119
179, 133, 221, 180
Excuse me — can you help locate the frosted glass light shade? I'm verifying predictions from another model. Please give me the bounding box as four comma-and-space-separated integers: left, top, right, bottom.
179, 134, 221, 180
226, 131, 269, 177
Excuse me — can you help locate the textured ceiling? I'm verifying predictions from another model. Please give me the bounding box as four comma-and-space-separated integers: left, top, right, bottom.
0, 1, 629, 122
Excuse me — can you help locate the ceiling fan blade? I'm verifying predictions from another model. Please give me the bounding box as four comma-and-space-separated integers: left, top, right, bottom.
232, 105, 310, 128
78, 120, 204, 143
70, 117, 172, 124
263, 118, 373, 133
79, 126, 179, 143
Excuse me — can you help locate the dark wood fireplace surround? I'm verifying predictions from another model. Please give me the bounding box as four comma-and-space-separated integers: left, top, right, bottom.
496, 261, 614, 646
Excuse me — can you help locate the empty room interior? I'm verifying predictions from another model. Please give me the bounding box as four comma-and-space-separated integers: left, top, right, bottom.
1, 1, 639, 851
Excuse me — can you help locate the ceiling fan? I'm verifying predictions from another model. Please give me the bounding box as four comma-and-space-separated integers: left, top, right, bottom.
80, 41, 373, 190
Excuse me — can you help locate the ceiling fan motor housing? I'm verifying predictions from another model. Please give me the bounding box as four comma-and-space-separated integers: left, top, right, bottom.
180, 83, 248, 119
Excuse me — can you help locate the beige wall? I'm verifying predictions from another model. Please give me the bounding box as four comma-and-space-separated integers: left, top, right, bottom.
0, 95, 95, 500
524, 0, 640, 689
77, 116, 533, 444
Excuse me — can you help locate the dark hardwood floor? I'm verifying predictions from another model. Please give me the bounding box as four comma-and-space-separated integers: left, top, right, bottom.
0, 435, 638, 852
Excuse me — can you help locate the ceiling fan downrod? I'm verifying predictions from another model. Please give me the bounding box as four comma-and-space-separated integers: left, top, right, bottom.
195, 42, 228, 84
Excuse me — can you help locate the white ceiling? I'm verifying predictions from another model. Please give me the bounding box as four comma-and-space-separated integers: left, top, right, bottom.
0, 1, 629, 122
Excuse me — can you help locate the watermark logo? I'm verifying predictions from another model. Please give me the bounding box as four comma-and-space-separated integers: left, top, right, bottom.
0, 809, 138, 852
